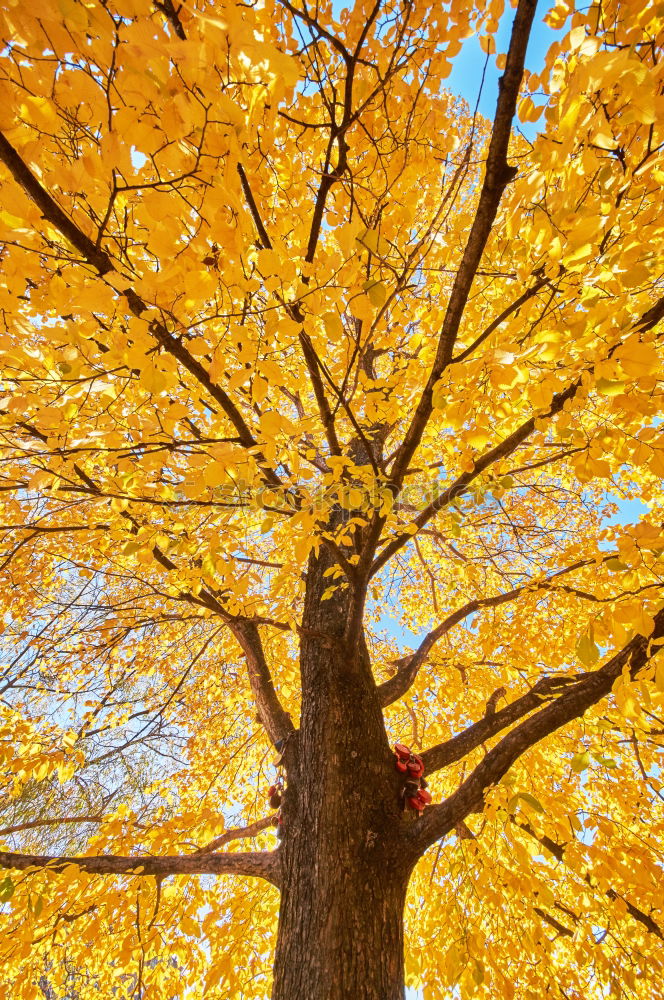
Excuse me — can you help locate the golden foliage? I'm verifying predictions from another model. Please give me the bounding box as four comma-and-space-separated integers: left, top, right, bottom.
0, 0, 663, 996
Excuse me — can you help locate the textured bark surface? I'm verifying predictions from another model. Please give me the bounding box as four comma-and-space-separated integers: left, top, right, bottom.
272, 545, 411, 1000
273, 840, 408, 1000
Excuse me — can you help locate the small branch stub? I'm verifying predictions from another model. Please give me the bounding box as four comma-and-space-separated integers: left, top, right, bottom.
267, 761, 287, 839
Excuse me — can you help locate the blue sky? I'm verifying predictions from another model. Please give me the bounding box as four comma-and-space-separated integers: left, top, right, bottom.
447, 3, 566, 137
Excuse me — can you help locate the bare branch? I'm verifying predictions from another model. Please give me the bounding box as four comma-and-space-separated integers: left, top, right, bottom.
377, 558, 592, 705
0, 849, 280, 886
635, 296, 664, 332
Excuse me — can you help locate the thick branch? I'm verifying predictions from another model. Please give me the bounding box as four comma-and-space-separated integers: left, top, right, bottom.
0, 132, 114, 273
388, 0, 537, 489
232, 620, 294, 746
420, 673, 586, 775
636, 296, 664, 332
533, 906, 574, 938
408, 606, 664, 857
378, 558, 591, 705
154, 0, 186, 40
0, 849, 280, 887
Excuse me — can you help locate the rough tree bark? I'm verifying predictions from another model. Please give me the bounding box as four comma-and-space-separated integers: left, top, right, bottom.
272, 545, 413, 1000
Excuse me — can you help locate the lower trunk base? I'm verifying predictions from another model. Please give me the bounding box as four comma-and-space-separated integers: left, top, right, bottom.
272, 862, 408, 1000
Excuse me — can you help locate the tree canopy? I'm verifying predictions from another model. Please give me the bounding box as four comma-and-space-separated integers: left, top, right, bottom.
0, 0, 663, 997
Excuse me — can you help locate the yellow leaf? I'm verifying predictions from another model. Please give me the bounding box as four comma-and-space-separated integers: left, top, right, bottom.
323, 311, 344, 342
349, 294, 374, 321
618, 340, 660, 378
576, 630, 599, 666
364, 279, 387, 308
356, 228, 379, 254
655, 657, 664, 693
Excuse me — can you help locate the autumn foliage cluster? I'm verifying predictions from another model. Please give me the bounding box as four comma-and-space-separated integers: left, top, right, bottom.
0, 0, 663, 997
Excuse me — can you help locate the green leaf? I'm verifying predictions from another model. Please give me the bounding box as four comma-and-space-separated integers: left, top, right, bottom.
363, 279, 387, 308
323, 311, 344, 342
517, 792, 545, 813
654, 656, 664, 693
122, 541, 143, 556
576, 631, 599, 666
0, 876, 14, 902
356, 228, 379, 253
508, 792, 545, 814
570, 750, 591, 772
606, 557, 628, 572
432, 377, 447, 409
595, 377, 626, 396
592, 753, 617, 768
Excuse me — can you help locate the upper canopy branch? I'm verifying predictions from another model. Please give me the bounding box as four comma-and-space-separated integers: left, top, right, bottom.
370, 288, 664, 581
387, 0, 538, 491
276, 0, 352, 64
0, 849, 280, 887
0, 815, 103, 838
450, 271, 551, 366
406, 605, 664, 859
371, 288, 664, 579
371, 377, 582, 577
238, 1, 388, 462
237, 161, 342, 458
0, 131, 283, 491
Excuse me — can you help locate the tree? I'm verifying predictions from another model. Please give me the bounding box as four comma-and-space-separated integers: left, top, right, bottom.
0, 0, 663, 995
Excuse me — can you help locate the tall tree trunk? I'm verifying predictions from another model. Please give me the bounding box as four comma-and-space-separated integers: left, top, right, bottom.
272, 547, 411, 1000
273, 852, 408, 1000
